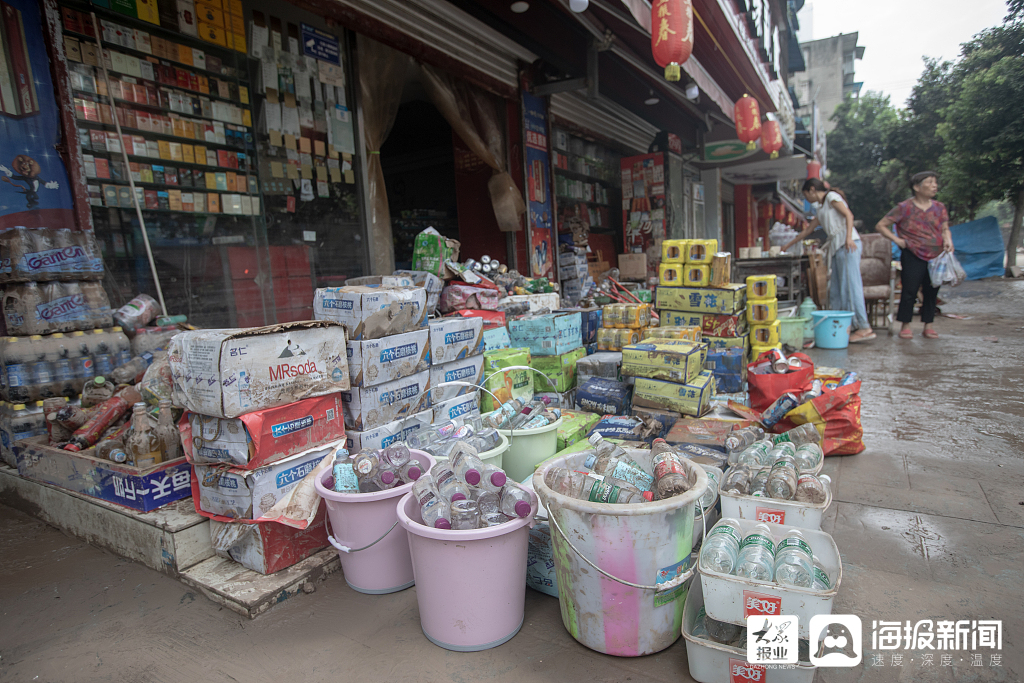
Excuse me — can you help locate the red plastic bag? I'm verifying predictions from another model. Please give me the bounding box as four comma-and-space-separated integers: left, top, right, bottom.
775, 381, 865, 456
747, 352, 814, 413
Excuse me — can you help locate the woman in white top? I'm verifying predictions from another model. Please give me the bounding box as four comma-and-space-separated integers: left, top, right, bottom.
781, 178, 875, 342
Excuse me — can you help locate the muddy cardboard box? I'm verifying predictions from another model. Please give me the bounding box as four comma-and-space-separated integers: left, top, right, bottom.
429, 355, 484, 404
347, 329, 430, 388
621, 340, 704, 384
509, 312, 582, 357
313, 286, 427, 341
429, 316, 484, 364
656, 284, 747, 314
341, 369, 430, 431
665, 417, 755, 452
193, 441, 336, 519
344, 409, 433, 453
632, 370, 716, 417
208, 506, 329, 575
169, 322, 349, 419
531, 347, 587, 392
185, 393, 345, 469
433, 390, 481, 424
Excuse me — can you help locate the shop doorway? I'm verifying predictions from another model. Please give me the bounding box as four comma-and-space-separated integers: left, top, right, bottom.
381, 90, 459, 269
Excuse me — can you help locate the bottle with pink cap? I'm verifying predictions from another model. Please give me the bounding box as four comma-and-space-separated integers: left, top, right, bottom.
448, 441, 485, 486
497, 483, 533, 518
412, 475, 452, 529
429, 461, 470, 503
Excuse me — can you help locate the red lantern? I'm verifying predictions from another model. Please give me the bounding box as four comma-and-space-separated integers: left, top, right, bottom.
734, 94, 761, 150
651, 0, 693, 81
807, 161, 822, 179
774, 203, 786, 221
761, 120, 782, 159
786, 212, 797, 227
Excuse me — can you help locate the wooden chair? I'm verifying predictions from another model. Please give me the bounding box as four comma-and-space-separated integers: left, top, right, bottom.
859, 234, 897, 335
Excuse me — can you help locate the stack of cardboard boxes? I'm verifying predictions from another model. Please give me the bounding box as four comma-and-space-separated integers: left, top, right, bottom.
428, 316, 485, 424
558, 247, 589, 306
171, 322, 350, 574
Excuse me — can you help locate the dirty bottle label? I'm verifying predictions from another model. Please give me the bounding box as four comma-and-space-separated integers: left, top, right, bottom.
332, 463, 359, 491
653, 455, 685, 480
434, 468, 457, 490
7, 363, 28, 387
610, 461, 654, 489
739, 534, 775, 555
707, 524, 740, 544
33, 363, 53, 383
776, 537, 812, 557
813, 566, 831, 589
587, 481, 621, 503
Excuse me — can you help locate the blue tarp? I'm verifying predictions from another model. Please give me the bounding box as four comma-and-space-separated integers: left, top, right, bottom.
890, 215, 1005, 279
950, 216, 1005, 280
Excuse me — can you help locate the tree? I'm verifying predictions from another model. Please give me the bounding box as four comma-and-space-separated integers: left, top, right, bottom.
825, 93, 902, 229
939, 21, 1024, 272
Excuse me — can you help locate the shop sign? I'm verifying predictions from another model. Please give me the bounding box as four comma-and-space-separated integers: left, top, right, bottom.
300, 23, 339, 65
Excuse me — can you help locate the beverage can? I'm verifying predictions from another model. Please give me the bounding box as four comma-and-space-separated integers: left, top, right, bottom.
761, 392, 800, 428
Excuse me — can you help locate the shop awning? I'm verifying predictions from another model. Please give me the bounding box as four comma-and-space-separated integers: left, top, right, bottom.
719, 156, 810, 185
778, 190, 808, 220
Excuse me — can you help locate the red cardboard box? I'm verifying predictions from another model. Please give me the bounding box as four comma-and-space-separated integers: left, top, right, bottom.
702, 313, 748, 338
180, 393, 345, 469
665, 417, 754, 451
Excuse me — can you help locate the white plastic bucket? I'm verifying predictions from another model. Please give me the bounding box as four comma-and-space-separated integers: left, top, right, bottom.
698, 518, 841, 637
683, 579, 816, 683
314, 449, 436, 594
496, 415, 563, 483
534, 449, 709, 656
396, 489, 538, 651
718, 477, 831, 530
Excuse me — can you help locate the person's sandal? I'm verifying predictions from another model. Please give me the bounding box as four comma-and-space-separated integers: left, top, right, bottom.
923, 329, 939, 339
898, 329, 913, 339
849, 331, 876, 343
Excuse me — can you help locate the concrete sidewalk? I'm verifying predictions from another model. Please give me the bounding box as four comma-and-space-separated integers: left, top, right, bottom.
1, 280, 1021, 683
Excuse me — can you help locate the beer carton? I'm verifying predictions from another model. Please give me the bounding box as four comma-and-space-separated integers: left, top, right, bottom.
429, 316, 484, 364
186, 393, 344, 468
655, 284, 747, 314
576, 377, 632, 416
313, 286, 427, 341
577, 351, 623, 383
346, 329, 430, 387
344, 409, 432, 453
432, 390, 480, 424
621, 340, 704, 384
632, 371, 717, 417
194, 440, 336, 519
429, 355, 484, 404
169, 322, 350, 419
341, 369, 430, 431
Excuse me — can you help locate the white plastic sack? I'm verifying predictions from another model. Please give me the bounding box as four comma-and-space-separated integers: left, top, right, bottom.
928, 252, 967, 288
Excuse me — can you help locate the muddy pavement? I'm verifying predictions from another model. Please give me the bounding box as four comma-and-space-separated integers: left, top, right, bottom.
0, 279, 1021, 683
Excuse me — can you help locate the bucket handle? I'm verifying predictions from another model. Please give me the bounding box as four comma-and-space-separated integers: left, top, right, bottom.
545, 502, 705, 594
326, 515, 400, 554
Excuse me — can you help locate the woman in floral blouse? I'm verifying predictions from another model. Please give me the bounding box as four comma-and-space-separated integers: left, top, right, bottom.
875, 171, 954, 339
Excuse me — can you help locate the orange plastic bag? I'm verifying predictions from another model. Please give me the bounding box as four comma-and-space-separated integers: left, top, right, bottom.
775, 381, 864, 456
747, 352, 814, 413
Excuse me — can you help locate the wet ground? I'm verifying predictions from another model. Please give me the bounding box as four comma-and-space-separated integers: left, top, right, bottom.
1, 279, 1022, 683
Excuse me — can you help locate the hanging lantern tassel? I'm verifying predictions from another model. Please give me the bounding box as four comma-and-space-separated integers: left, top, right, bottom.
761, 119, 782, 160
651, 0, 693, 82
734, 94, 762, 151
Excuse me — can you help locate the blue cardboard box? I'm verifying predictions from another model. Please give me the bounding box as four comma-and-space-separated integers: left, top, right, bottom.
556, 307, 601, 344
509, 312, 582, 356
705, 347, 747, 393
576, 377, 632, 416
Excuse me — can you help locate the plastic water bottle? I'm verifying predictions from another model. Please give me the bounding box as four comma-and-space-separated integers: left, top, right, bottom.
588, 432, 627, 460
812, 555, 832, 592
772, 423, 821, 447
352, 450, 379, 479
408, 420, 458, 449
412, 475, 439, 506
734, 523, 776, 581
721, 465, 752, 495
773, 529, 814, 588
430, 461, 469, 502
700, 518, 742, 574
497, 483, 532, 518
90, 329, 115, 377
476, 463, 507, 493
331, 448, 359, 492
749, 468, 770, 497
398, 460, 423, 483
471, 487, 500, 515
470, 427, 501, 453
795, 473, 831, 504
737, 442, 771, 466
483, 398, 523, 429
794, 443, 823, 472
448, 442, 484, 485
725, 427, 762, 453
420, 498, 452, 529
374, 462, 400, 490
450, 499, 481, 530
380, 442, 412, 469
696, 465, 721, 513
482, 512, 512, 526
651, 438, 691, 499
767, 455, 798, 500
585, 441, 655, 491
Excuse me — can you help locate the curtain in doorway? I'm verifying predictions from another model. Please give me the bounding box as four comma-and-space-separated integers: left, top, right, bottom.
420, 65, 526, 232
358, 37, 411, 275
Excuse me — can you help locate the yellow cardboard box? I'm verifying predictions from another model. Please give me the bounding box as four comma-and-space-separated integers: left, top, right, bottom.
621, 340, 704, 384
632, 370, 716, 417
656, 284, 746, 314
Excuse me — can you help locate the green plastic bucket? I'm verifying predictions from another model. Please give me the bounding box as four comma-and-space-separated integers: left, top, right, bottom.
494, 415, 563, 482
779, 316, 808, 347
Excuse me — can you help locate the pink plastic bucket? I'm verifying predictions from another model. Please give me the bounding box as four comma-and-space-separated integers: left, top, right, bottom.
314, 449, 436, 594
396, 489, 538, 651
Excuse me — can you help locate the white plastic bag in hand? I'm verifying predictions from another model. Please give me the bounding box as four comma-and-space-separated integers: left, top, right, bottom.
928, 252, 967, 288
